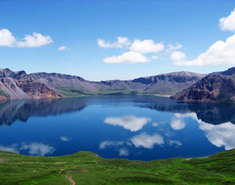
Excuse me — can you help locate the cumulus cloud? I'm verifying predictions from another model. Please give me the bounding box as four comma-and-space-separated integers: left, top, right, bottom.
0, 29, 53, 48
104, 115, 151, 132
58, 46, 69, 51
98, 36, 131, 48
130, 39, 164, 54
103, 51, 151, 64
20, 143, 56, 156
0, 29, 16, 47
17, 32, 53, 47
130, 132, 164, 149
170, 34, 235, 66
170, 9, 235, 66
219, 8, 235, 31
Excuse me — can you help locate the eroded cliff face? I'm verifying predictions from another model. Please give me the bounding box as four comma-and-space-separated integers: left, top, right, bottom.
0, 68, 62, 99
171, 74, 235, 103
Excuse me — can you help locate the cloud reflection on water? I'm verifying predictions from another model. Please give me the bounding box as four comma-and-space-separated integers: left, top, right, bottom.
104, 115, 151, 132
60, 136, 72, 142
130, 132, 164, 149
175, 112, 235, 150
119, 148, 129, 156
0, 142, 56, 156
0, 145, 18, 153
199, 121, 235, 150
99, 141, 124, 150
20, 142, 56, 156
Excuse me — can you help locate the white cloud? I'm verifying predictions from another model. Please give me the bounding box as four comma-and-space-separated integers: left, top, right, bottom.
104, 115, 151, 132
103, 51, 151, 64
219, 8, 235, 31
58, 46, 69, 51
98, 36, 131, 48
99, 141, 124, 150
170, 51, 187, 65
0, 29, 16, 47
17, 32, 53, 47
0, 29, 53, 48
130, 132, 164, 149
152, 56, 159, 60
170, 34, 235, 66
165, 43, 182, 54
170, 9, 235, 66
130, 39, 164, 54
20, 142, 55, 156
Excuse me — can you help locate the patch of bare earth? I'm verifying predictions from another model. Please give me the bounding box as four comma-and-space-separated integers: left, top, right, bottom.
67, 169, 89, 173
65, 175, 75, 185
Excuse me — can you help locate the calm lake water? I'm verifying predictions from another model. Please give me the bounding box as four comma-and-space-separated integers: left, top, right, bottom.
0, 95, 234, 161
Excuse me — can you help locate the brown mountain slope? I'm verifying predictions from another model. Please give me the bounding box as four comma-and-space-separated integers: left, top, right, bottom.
0, 68, 62, 99
171, 72, 235, 103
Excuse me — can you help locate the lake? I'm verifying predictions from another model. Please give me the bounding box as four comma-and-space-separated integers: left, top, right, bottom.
0, 95, 234, 161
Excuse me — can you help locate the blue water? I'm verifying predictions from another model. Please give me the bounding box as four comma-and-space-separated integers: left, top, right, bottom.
0, 95, 234, 161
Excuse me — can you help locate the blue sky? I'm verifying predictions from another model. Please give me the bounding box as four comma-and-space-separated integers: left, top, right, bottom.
1, 0, 235, 81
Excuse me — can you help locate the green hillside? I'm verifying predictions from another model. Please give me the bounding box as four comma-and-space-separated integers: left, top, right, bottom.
1, 149, 235, 184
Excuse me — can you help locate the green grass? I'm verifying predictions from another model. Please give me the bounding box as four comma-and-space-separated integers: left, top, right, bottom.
139, 87, 173, 95
55, 85, 173, 98
1, 149, 235, 184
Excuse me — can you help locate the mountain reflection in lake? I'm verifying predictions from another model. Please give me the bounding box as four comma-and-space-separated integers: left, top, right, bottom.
0, 95, 235, 161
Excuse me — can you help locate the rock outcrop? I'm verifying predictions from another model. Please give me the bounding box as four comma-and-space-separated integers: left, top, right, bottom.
0, 68, 62, 99
171, 68, 235, 103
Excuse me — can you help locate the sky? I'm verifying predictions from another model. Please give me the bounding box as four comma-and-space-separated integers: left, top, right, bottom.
1, 0, 235, 81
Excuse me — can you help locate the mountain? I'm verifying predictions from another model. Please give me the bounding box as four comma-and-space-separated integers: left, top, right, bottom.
0, 68, 206, 100
0, 68, 62, 100
171, 67, 235, 103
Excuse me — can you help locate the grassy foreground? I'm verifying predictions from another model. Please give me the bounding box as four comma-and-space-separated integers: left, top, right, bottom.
1, 150, 235, 185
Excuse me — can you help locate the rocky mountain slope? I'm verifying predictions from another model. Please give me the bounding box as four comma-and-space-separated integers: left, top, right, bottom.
171, 67, 235, 103
0, 68, 206, 100
0, 68, 62, 100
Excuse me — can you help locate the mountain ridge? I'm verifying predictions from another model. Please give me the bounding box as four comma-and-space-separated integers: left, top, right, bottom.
0, 68, 206, 100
